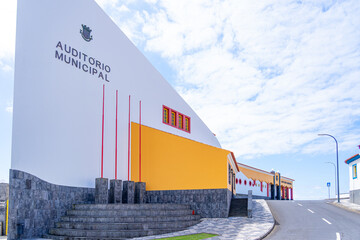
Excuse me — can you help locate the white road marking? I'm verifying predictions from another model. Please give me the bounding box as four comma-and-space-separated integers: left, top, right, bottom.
307, 209, 314, 213
322, 218, 332, 224
336, 232, 341, 240
298, 203, 303, 206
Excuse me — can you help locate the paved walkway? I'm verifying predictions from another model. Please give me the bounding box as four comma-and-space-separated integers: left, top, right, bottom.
330, 198, 360, 214
134, 199, 274, 240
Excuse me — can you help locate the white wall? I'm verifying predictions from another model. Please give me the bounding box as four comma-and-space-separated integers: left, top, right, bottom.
235, 171, 268, 197
11, 0, 220, 187
349, 158, 360, 191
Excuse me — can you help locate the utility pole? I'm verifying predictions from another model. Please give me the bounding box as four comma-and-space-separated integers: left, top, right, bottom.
318, 134, 340, 203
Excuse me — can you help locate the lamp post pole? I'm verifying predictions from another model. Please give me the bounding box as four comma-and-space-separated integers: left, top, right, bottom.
325, 162, 337, 199
318, 134, 340, 203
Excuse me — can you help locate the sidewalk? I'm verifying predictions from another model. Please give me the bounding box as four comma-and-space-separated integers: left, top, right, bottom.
134, 199, 274, 240
330, 198, 360, 214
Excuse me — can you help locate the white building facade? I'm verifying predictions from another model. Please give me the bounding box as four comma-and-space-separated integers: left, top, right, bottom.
345, 154, 360, 204
236, 169, 269, 198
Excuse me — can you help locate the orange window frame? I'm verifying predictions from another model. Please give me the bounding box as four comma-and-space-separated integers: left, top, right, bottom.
162, 105, 191, 133
171, 110, 177, 126
178, 114, 184, 129
163, 106, 170, 124
184, 116, 190, 132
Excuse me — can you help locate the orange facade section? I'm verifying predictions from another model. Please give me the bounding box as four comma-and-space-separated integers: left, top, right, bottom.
131, 123, 233, 191
281, 178, 294, 188
237, 165, 274, 184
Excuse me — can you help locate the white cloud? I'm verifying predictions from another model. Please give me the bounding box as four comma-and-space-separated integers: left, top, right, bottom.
0, 0, 16, 61
5, 106, 13, 113
114, 0, 360, 158
95, 0, 118, 8
0, 179, 7, 183
4, 0, 357, 160
117, 5, 130, 13
0, 61, 13, 72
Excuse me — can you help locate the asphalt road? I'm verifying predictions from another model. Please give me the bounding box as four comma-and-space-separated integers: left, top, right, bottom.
264, 200, 360, 240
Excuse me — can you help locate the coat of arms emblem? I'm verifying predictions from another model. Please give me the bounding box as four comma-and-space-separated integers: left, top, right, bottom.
80, 24, 93, 42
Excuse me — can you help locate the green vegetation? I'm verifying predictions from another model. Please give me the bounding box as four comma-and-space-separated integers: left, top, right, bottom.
159, 233, 218, 240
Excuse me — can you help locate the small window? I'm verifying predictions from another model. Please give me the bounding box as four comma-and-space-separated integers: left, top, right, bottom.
353, 164, 358, 179
228, 164, 231, 184
233, 173, 235, 190
184, 117, 190, 132
178, 114, 184, 129
162, 105, 190, 133
171, 110, 177, 127
163, 107, 169, 124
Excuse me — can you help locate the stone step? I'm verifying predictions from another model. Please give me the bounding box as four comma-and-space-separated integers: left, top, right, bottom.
66, 209, 193, 217
229, 198, 248, 217
44, 236, 126, 240
73, 203, 190, 211
49, 228, 183, 238
56, 220, 200, 231
61, 214, 201, 223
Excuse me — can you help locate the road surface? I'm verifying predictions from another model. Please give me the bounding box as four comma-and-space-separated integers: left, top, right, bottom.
265, 200, 360, 240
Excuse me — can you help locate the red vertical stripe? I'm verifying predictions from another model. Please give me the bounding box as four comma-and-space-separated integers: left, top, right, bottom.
115, 90, 118, 180
139, 101, 142, 182
128, 95, 131, 181
101, 84, 105, 178
287, 188, 289, 200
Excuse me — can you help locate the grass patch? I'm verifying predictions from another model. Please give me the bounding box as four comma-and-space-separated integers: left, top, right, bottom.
159, 233, 218, 240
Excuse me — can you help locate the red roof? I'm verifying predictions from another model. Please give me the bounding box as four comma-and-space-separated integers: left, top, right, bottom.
230, 152, 240, 172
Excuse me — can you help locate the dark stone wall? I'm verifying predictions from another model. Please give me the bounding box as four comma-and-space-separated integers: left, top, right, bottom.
146, 188, 232, 218
0, 183, 9, 236
350, 189, 360, 204
0, 202, 6, 236
8, 169, 95, 240
0, 183, 9, 202
227, 188, 232, 216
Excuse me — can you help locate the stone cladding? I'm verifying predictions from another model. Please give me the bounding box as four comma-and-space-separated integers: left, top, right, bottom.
146, 189, 233, 218
8, 170, 95, 239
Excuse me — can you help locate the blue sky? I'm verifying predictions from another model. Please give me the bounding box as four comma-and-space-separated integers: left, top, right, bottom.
1, 0, 360, 200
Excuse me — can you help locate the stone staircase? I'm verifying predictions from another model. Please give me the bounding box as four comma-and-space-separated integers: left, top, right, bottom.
228, 198, 248, 217
45, 203, 201, 239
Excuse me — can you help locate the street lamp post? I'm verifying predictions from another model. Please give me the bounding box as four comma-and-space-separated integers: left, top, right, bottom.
318, 134, 340, 203
325, 161, 337, 199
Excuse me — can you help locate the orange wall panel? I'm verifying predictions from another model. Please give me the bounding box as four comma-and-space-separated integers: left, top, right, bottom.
131, 123, 230, 191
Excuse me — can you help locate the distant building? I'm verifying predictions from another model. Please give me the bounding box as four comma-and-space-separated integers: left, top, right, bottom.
345, 153, 360, 204
235, 163, 294, 200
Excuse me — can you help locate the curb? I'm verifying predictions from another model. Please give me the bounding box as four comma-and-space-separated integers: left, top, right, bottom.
328, 201, 360, 215
258, 219, 275, 240
257, 201, 276, 240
